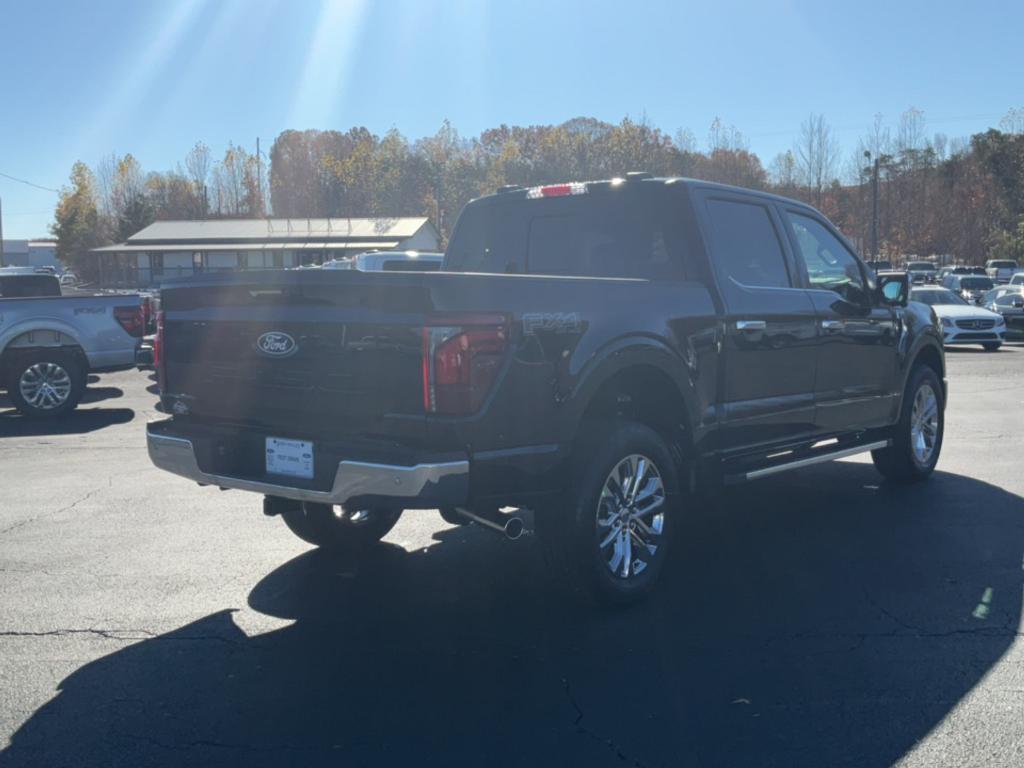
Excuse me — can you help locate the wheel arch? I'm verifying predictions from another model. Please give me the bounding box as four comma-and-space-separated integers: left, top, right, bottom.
566, 342, 698, 467
898, 340, 945, 421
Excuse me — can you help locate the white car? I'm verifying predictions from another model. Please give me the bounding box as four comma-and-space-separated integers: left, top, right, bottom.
910, 287, 1006, 351
1009, 272, 1024, 286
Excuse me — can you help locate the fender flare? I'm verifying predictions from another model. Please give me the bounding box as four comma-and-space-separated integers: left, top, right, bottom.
897, 335, 945, 419
560, 334, 698, 443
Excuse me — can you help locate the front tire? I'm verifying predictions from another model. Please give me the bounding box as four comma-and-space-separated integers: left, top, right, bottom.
539, 420, 679, 606
982, 342, 1001, 352
281, 503, 402, 551
5, 349, 86, 418
872, 365, 944, 483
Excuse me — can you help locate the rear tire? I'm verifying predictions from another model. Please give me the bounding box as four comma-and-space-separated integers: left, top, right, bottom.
982, 342, 1001, 352
281, 503, 402, 551
872, 365, 944, 483
4, 349, 86, 418
538, 420, 679, 606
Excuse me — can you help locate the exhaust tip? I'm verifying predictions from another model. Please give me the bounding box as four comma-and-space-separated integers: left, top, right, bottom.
503, 516, 525, 540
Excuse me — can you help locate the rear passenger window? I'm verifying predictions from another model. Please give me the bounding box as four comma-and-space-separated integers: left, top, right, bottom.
705, 199, 791, 288
525, 194, 679, 279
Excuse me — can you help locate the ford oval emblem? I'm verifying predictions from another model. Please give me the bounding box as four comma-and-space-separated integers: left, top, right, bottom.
256, 331, 298, 357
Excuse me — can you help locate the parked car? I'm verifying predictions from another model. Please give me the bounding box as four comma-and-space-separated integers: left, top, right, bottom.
982, 287, 1024, 335
985, 259, 1019, 283
355, 250, 445, 272
147, 176, 946, 604
941, 274, 995, 304
906, 260, 938, 283
0, 272, 145, 417
1009, 272, 1024, 286
865, 259, 892, 274
910, 286, 1005, 351
59, 272, 79, 287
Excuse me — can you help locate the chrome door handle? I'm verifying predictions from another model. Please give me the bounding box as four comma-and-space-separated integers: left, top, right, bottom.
736, 320, 767, 332
821, 319, 843, 332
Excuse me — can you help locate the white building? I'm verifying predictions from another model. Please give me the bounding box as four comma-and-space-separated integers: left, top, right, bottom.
91, 217, 441, 287
0, 240, 59, 271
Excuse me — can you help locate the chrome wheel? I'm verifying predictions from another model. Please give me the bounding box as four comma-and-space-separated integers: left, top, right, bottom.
18, 362, 72, 410
596, 454, 666, 580
910, 383, 939, 466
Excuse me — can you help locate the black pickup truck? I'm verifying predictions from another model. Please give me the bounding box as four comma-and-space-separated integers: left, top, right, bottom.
148, 175, 945, 603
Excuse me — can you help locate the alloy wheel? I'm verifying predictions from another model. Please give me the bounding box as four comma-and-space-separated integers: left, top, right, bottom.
910, 383, 939, 466
18, 362, 72, 410
595, 453, 666, 580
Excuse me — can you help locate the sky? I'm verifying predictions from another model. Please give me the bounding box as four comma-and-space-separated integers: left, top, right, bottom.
1, 0, 1022, 238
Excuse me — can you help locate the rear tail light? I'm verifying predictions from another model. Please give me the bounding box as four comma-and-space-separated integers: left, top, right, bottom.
422, 314, 508, 415
114, 305, 145, 338
154, 311, 166, 392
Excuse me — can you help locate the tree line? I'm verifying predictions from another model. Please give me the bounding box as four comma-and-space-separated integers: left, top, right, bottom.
53, 109, 1024, 282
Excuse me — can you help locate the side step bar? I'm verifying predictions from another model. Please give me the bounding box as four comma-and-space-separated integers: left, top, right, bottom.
727, 439, 891, 483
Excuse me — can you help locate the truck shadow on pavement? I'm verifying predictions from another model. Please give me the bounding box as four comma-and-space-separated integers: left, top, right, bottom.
2, 463, 1022, 767
0, 390, 133, 437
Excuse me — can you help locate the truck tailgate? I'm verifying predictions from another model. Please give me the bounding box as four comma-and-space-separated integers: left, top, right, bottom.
160, 273, 432, 442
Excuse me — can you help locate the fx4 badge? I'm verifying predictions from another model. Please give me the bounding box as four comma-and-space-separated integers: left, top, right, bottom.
256, 331, 298, 357
522, 312, 581, 335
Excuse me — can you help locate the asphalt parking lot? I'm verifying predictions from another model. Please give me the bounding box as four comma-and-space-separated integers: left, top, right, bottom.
1, 345, 1023, 767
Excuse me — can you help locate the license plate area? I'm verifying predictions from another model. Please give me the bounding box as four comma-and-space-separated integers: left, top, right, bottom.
265, 437, 314, 479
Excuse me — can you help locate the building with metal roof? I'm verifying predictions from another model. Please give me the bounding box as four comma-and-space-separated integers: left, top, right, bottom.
91, 217, 440, 286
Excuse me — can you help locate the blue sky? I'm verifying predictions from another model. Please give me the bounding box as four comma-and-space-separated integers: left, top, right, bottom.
1, 0, 1022, 238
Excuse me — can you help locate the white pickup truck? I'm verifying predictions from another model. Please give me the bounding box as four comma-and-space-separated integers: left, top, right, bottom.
985, 259, 1020, 284
0, 271, 145, 417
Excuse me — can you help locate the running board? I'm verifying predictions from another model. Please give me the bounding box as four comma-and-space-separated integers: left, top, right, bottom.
727, 439, 891, 483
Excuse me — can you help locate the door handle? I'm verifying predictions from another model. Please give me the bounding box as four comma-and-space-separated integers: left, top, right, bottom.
821, 319, 844, 332
736, 320, 767, 332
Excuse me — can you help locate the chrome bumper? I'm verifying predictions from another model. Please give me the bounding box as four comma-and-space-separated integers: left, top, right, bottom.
147, 430, 469, 507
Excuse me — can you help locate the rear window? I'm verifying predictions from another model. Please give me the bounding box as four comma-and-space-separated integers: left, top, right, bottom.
961, 277, 994, 290
907, 261, 935, 270
705, 199, 791, 289
445, 186, 687, 279
0, 274, 61, 298
988, 260, 1018, 269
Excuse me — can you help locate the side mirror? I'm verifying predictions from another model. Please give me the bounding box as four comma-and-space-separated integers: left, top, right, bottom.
876, 271, 909, 307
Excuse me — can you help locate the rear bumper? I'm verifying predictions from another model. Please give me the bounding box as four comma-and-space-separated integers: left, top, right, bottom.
147, 422, 469, 508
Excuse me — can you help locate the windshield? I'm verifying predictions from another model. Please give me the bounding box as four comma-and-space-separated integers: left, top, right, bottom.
907, 261, 935, 270
912, 288, 968, 306
960, 277, 994, 290
988, 260, 1018, 269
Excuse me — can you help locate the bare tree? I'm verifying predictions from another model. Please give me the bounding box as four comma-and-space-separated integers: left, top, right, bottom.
674, 128, 697, 154
896, 107, 926, 153
999, 107, 1024, 134
185, 141, 211, 215
794, 113, 840, 205
707, 117, 747, 152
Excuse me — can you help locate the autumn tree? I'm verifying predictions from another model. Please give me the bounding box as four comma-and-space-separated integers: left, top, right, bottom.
51, 162, 104, 282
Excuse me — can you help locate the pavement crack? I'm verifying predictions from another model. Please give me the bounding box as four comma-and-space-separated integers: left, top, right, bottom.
0, 627, 241, 645
562, 677, 650, 767
861, 587, 927, 633
0, 486, 102, 536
